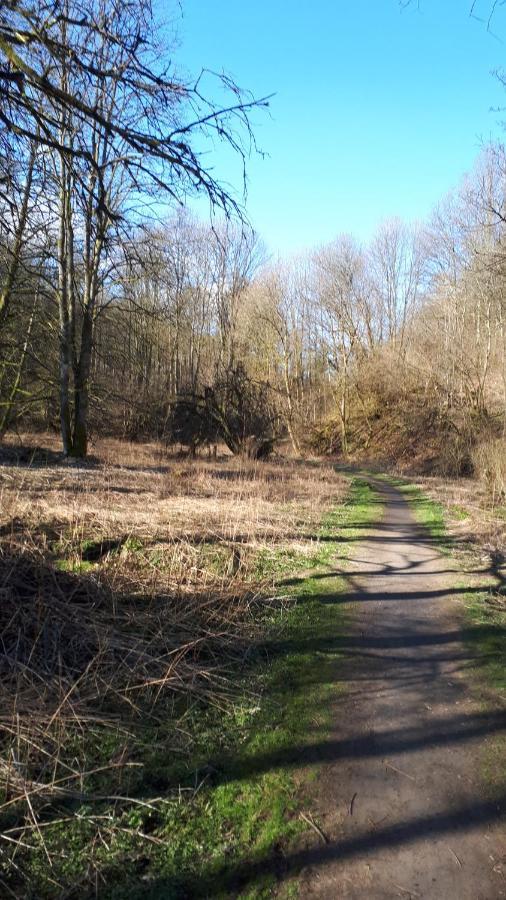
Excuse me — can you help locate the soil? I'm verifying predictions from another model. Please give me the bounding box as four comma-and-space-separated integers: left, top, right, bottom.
296, 480, 506, 899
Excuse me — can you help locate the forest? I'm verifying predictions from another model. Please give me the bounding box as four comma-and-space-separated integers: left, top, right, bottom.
2, 93, 506, 494
1, 1, 506, 497
1, 1, 506, 898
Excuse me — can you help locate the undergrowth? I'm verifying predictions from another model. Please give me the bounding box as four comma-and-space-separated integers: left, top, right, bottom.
1, 472, 377, 898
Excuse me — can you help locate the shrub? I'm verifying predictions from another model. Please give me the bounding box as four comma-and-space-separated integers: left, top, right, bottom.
167, 365, 279, 458
472, 437, 506, 502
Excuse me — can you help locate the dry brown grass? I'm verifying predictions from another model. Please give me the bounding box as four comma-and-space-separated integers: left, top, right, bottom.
404, 473, 506, 561
472, 437, 506, 505
0, 432, 346, 887
0, 432, 342, 550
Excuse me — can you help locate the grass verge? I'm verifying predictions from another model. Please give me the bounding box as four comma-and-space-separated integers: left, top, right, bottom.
391, 475, 506, 690
10, 477, 378, 899
374, 474, 451, 551
385, 473, 506, 795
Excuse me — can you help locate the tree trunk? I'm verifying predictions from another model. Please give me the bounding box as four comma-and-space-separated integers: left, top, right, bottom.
339, 353, 349, 457
282, 345, 301, 454
71, 309, 94, 457
0, 289, 37, 438
0, 145, 36, 330
57, 157, 73, 456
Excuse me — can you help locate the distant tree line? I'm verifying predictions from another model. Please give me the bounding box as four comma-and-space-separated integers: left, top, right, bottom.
3, 141, 506, 470
2, 3, 506, 479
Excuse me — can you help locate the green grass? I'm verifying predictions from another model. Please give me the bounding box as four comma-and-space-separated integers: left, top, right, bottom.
18, 479, 379, 899
462, 587, 506, 694
54, 556, 95, 573
402, 484, 448, 545
460, 584, 506, 796
252, 522, 341, 580
449, 504, 470, 521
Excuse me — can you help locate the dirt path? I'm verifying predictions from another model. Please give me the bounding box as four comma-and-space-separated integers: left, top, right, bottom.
297, 479, 506, 899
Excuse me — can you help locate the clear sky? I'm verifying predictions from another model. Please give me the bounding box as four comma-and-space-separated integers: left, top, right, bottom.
172, 1, 506, 256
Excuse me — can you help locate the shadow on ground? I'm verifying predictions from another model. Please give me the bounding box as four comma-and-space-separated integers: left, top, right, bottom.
154, 483, 506, 898
2, 472, 505, 898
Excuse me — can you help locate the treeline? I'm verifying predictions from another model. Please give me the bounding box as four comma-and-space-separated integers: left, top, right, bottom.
2, 150, 506, 470
0, 0, 267, 457
1, 5, 506, 486
4, 146, 506, 477
3, 143, 506, 471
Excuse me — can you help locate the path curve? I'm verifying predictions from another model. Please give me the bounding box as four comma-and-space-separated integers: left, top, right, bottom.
298, 479, 506, 899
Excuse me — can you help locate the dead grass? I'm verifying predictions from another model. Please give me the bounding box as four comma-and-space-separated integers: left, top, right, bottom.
401, 473, 506, 563
0, 432, 346, 894
472, 437, 506, 505
0, 432, 341, 547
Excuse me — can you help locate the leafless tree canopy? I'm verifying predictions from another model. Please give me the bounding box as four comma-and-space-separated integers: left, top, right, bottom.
1, 0, 506, 486
0, 0, 270, 456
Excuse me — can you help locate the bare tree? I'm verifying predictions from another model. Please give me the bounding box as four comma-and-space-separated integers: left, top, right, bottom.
368, 218, 427, 354
314, 236, 369, 455
0, 0, 270, 456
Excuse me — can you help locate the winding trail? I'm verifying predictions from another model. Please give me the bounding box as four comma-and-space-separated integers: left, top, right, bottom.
297, 479, 506, 899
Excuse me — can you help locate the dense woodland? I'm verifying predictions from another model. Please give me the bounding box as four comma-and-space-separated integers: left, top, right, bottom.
1, 0, 506, 491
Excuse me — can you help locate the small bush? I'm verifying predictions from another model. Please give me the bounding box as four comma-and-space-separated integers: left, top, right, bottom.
167, 364, 279, 458
472, 437, 506, 502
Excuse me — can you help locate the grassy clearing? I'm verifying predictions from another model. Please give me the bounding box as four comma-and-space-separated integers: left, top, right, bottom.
0, 435, 377, 898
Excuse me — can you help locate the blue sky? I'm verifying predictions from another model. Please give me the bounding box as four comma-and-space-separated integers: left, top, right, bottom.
171, 1, 506, 255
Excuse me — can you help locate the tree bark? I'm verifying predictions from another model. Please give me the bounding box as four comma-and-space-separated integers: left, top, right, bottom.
57, 153, 73, 456
0, 144, 36, 331
72, 308, 94, 457
0, 288, 37, 438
